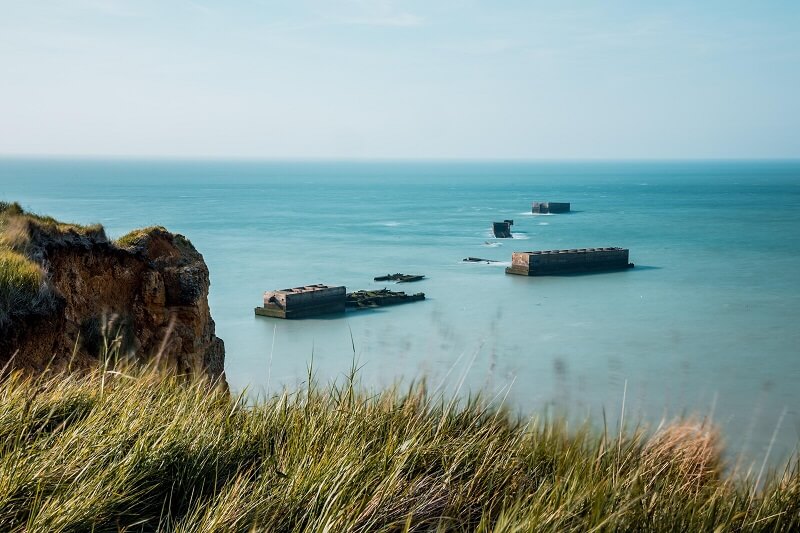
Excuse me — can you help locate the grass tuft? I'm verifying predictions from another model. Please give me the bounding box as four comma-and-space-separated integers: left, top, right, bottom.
0, 202, 24, 218
0, 250, 42, 293
0, 249, 45, 326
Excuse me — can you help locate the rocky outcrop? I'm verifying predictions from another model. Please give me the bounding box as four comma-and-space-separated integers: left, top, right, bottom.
0, 204, 225, 383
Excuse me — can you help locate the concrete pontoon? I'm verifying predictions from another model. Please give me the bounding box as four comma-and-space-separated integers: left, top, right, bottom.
505, 248, 633, 276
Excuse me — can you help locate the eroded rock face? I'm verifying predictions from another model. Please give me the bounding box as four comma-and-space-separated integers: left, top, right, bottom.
0, 220, 225, 383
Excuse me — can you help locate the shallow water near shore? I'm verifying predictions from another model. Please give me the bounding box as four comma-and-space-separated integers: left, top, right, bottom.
2, 159, 799, 467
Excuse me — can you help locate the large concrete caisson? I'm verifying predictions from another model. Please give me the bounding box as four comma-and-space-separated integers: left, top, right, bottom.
255, 284, 346, 318
532, 202, 570, 214
506, 248, 634, 276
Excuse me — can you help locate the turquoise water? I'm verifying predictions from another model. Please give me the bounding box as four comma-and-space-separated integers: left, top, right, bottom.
2, 159, 799, 467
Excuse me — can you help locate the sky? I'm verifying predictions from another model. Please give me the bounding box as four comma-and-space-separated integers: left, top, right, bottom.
0, 0, 799, 159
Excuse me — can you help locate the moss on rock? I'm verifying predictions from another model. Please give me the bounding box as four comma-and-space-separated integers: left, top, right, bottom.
115, 226, 170, 248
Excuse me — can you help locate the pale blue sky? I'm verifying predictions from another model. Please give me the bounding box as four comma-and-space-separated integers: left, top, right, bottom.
1, 1, 799, 158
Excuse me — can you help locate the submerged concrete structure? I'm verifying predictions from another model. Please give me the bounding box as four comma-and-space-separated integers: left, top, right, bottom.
347, 289, 425, 309
463, 257, 501, 263
506, 248, 633, 276
493, 221, 513, 238
255, 284, 346, 318
532, 202, 570, 214
374, 273, 425, 283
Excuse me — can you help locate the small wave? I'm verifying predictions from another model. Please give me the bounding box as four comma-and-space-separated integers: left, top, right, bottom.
538, 222, 550, 226
511, 233, 530, 239
483, 241, 503, 247
365, 221, 403, 227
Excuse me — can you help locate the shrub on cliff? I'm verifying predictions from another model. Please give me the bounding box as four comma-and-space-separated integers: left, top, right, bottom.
0, 203, 58, 326
0, 361, 797, 531
115, 226, 170, 248
0, 250, 47, 326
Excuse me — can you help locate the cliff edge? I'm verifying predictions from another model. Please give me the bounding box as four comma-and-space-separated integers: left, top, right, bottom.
0, 202, 225, 382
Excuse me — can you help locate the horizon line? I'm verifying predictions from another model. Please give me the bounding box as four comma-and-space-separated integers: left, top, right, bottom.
2, 154, 800, 164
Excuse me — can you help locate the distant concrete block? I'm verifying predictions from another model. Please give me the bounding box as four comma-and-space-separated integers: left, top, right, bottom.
532, 202, 570, 214
493, 221, 513, 238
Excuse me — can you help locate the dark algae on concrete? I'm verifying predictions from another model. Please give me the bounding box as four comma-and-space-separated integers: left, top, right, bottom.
373, 273, 425, 283
347, 288, 425, 309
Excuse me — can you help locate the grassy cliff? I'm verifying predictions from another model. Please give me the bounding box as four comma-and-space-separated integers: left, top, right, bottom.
0, 362, 797, 532
0, 202, 224, 379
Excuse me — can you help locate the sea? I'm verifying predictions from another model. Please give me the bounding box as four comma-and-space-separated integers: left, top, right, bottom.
1, 158, 799, 469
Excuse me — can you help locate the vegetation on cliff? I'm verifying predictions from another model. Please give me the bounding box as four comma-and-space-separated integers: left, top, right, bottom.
0, 202, 60, 326
116, 226, 170, 248
0, 249, 45, 325
0, 201, 102, 236
0, 360, 797, 532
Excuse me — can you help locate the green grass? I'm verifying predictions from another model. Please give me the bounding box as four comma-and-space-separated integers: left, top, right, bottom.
0, 361, 797, 532
0, 249, 45, 326
0, 249, 42, 289
116, 226, 170, 248
0, 203, 49, 324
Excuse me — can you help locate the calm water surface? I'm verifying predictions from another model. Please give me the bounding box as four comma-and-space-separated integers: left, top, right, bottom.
2, 159, 799, 466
